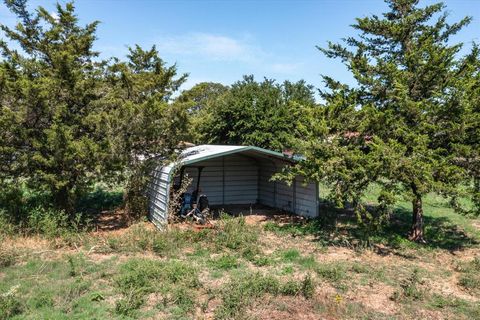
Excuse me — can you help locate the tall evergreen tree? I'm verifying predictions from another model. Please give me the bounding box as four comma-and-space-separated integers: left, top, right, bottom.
294, 0, 476, 241
102, 45, 189, 218
451, 44, 480, 216
0, 0, 107, 212
0, 1, 189, 217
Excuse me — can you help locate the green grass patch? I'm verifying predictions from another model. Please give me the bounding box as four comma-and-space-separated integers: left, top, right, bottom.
455, 256, 480, 294
114, 258, 200, 317
316, 262, 347, 283
208, 254, 240, 270
215, 272, 315, 319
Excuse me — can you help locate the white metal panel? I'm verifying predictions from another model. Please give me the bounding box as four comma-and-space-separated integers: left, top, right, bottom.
257, 158, 318, 217
182, 154, 259, 205
148, 145, 319, 229
294, 176, 318, 217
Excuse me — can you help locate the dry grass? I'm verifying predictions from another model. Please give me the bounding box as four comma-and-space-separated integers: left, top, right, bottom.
1, 208, 479, 319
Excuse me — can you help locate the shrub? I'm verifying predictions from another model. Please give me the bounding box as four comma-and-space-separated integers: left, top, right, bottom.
28, 207, 69, 237
392, 268, 424, 301
0, 210, 16, 237
209, 254, 239, 270
115, 259, 199, 315
0, 248, 17, 268
301, 274, 315, 299
215, 214, 259, 251
0, 286, 23, 320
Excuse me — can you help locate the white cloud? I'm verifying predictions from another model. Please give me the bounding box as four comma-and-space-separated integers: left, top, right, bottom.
157, 32, 264, 62
156, 32, 302, 76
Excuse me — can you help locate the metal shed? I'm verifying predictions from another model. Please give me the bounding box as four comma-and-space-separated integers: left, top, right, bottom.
147, 145, 319, 228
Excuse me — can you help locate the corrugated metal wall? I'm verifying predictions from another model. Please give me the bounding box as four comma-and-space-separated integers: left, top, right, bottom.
257, 158, 318, 217
182, 154, 258, 205
147, 152, 319, 227
147, 164, 173, 228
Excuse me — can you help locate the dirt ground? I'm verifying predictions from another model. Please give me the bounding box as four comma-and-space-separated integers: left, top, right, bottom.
2, 205, 479, 319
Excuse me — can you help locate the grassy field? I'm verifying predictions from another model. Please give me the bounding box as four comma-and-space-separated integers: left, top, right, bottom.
1, 190, 479, 319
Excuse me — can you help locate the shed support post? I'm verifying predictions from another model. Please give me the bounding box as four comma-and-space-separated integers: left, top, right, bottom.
222, 156, 225, 205
293, 177, 297, 214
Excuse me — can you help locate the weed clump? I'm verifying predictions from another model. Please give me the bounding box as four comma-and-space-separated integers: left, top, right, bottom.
114, 258, 199, 317
391, 268, 425, 301
316, 262, 347, 282
301, 274, 315, 299
0, 286, 23, 320
456, 257, 480, 293
208, 254, 239, 270
215, 214, 258, 247
215, 272, 316, 319
0, 248, 17, 268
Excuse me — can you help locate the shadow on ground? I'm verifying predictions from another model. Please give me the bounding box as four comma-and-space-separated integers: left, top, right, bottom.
263, 203, 478, 252
76, 188, 127, 232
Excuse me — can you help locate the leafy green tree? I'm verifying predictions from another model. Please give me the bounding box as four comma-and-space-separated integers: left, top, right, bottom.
176, 82, 228, 144
451, 44, 480, 216
0, 1, 189, 219
102, 45, 189, 218
294, 0, 477, 241
0, 0, 108, 212
197, 75, 317, 151
177, 82, 228, 114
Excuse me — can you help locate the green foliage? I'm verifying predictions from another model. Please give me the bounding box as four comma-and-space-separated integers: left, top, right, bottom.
316, 262, 347, 283
190, 75, 318, 151
115, 289, 145, 317
215, 272, 316, 319
114, 258, 200, 316
301, 274, 315, 299
280, 248, 301, 262
392, 268, 425, 301
428, 294, 480, 318
104, 45, 189, 219
0, 1, 109, 212
208, 254, 239, 270
214, 213, 259, 251
289, 0, 480, 241
215, 273, 280, 319
0, 247, 16, 268
0, 1, 189, 220
0, 287, 23, 320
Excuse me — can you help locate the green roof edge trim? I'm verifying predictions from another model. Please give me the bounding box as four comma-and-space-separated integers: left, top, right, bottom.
182, 145, 295, 166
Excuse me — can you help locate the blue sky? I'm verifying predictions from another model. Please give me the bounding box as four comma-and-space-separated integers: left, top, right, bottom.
1, 0, 479, 92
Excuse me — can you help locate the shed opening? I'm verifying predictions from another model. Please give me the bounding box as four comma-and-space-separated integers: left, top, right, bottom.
147, 145, 319, 229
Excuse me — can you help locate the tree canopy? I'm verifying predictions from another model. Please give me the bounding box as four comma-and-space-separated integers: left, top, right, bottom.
289, 0, 479, 241
189, 75, 318, 152
0, 0, 188, 215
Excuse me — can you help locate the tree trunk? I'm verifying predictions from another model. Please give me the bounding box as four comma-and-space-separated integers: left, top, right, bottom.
54, 186, 74, 214
409, 186, 425, 243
